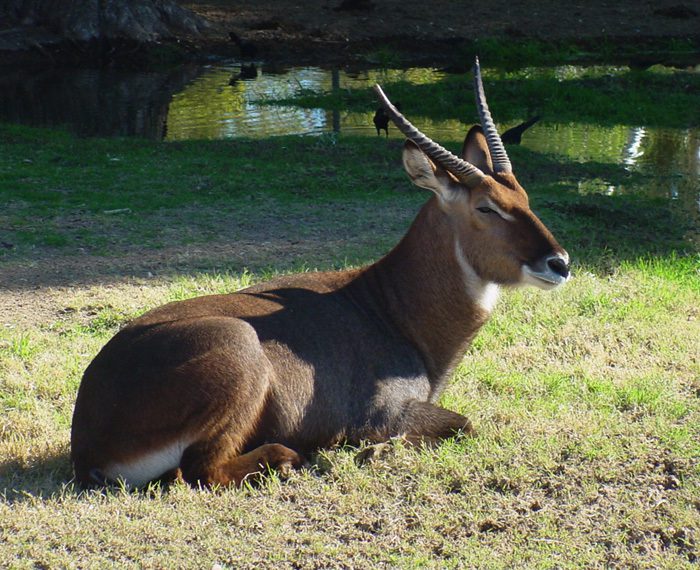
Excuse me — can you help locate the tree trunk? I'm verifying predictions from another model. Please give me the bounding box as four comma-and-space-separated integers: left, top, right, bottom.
2, 0, 212, 44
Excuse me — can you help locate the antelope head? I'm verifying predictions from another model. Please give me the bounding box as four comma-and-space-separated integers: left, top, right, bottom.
374, 58, 570, 291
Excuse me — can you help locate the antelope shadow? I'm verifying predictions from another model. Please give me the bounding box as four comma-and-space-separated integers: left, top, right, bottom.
0, 450, 75, 503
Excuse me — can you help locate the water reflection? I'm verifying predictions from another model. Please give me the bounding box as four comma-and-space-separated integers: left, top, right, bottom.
0, 65, 200, 138
164, 64, 446, 140
520, 123, 699, 213
166, 63, 464, 140
622, 127, 646, 168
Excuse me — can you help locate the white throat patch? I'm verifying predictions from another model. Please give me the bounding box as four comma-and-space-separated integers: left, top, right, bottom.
454, 240, 500, 313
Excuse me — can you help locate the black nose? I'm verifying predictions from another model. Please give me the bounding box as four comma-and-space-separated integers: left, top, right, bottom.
547, 256, 570, 279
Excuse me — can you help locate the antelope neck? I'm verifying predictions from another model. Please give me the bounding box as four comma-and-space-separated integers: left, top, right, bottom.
355, 197, 493, 386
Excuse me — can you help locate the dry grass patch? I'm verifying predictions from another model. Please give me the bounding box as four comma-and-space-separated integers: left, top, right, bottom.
1, 255, 698, 568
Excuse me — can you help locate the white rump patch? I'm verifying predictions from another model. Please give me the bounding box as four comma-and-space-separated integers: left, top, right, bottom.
454, 240, 500, 313
103, 439, 190, 487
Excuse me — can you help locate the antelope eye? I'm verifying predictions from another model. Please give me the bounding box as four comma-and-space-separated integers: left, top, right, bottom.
476, 206, 496, 214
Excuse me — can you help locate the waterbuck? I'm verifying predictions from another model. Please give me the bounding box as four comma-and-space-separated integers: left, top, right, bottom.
71, 59, 570, 488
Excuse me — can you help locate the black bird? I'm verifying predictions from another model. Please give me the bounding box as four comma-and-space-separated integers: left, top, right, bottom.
500, 115, 541, 145
373, 102, 401, 137
239, 64, 258, 80
228, 64, 258, 85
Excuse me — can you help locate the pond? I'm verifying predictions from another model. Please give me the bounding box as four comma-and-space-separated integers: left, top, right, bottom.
1, 62, 698, 217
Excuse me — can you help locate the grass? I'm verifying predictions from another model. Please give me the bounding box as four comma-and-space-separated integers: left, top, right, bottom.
1, 123, 699, 568
0, 125, 416, 261
1, 125, 694, 262
361, 36, 700, 69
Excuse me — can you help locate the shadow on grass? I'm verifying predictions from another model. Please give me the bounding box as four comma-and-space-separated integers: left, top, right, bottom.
1, 190, 693, 295
0, 130, 696, 294
0, 450, 75, 502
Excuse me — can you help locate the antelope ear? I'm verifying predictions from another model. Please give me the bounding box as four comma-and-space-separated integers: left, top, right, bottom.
402, 140, 455, 198
462, 126, 494, 175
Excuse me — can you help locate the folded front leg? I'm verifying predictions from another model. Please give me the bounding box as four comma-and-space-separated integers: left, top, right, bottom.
396, 399, 474, 446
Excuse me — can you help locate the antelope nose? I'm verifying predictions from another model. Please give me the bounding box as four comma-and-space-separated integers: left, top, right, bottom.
547, 255, 570, 279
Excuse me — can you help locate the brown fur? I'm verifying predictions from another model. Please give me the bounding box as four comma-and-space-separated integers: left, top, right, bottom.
71, 129, 568, 488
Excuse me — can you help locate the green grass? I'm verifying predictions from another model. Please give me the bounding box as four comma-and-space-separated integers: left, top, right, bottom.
1, 123, 699, 568
363, 36, 700, 69
1, 125, 694, 263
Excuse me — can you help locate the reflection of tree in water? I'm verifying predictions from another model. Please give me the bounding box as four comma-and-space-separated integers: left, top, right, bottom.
640, 129, 683, 174
644, 129, 700, 182
517, 121, 699, 214
634, 128, 700, 212
165, 65, 455, 140
167, 67, 248, 140
0, 65, 200, 139
622, 127, 646, 169
523, 123, 631, 164
166, 66, 334, 139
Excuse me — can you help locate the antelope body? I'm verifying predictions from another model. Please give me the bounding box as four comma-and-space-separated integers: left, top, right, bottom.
71, 60, 570, 488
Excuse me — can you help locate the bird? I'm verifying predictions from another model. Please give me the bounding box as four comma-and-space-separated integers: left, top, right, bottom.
500, 115, 541, 145
229, 63, 258, 85
373, 107, 389, 136
373, 102, 401, 137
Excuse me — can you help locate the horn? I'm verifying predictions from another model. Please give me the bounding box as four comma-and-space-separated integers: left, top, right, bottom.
373, 84, 485, 187
473, 57, 512, 174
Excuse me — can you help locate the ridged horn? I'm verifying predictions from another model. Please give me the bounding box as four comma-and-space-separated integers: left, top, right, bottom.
373, 84, 485, 187
473, 57, 512, 174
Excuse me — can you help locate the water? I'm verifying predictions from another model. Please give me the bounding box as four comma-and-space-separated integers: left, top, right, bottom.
1, 62, 698, 216
164, 64, 449, 139
521, 123, 700, 215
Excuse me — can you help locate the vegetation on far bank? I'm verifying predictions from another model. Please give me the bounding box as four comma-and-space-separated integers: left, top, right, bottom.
363, 36, 700, 69
263, 64, 700, 129
1, 122, 699, 568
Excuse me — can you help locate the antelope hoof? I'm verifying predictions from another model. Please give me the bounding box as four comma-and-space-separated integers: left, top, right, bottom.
263, 444, 307, 478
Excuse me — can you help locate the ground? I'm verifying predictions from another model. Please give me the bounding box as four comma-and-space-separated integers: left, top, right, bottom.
180, 0, 700, 65
1, 0, 699, 65
1, 66, 698, 566
1, 1, 698, 326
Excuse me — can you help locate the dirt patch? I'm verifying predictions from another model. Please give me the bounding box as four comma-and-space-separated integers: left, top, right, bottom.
0, 238, 365, 329
0, 198, 417, 329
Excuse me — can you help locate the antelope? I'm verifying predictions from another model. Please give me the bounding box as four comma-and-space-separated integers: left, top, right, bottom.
71, 58, 570, 488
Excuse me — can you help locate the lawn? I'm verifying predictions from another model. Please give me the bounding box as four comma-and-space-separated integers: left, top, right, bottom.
0, 121, 698, 568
